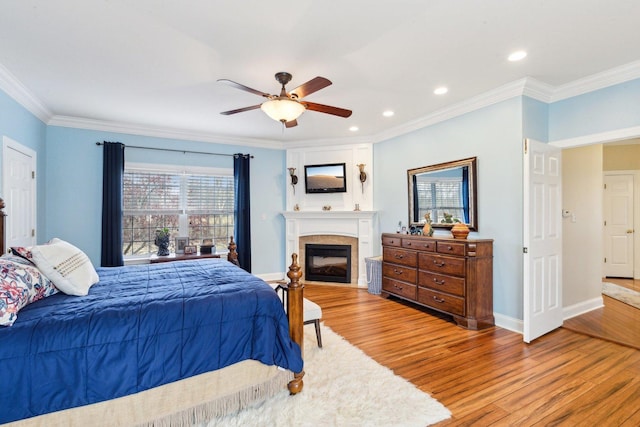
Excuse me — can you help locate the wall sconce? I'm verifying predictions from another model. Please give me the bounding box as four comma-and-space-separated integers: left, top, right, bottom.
357, 164, 367, 193
288, 167, 298, 194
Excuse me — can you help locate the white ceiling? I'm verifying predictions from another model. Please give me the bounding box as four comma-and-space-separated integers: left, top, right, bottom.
1, 0, 639, 146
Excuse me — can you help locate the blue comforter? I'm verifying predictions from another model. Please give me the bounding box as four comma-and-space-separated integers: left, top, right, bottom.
0, 259, 303, 424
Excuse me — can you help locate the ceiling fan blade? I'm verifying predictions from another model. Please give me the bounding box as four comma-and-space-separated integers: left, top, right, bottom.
290, 77, 332, 99
285, 119, 298, 128
220, 105, 262, 115
304, 102, 352, 118
217, 79, 271, 98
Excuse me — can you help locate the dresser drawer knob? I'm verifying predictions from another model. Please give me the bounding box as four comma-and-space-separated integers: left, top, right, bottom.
433, 260, 445, 267
394, 284, 404, 291
446, 245, 453, 251
394, 254, 405, 259
393, 268, 404, 275
433, 296, 446, 303
406, 242, 412, 246
432, 278, 445, 285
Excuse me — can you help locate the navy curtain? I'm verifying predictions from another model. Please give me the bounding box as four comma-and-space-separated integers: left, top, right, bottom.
233, 153, 252, 272
101, 142, 124, 267
461, 166, 470, 224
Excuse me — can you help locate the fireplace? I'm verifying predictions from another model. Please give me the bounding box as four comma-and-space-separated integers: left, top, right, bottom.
305, 244, 352, 284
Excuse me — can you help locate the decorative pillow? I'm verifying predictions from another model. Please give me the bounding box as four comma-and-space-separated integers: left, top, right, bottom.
2, 252, 34, 266
30, 238, 99, 296
10, 247, 35, 265
0, 258, 59, 326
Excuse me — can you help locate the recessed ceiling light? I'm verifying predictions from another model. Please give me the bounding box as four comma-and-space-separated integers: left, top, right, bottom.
382, 110, 394, 117
349, 126, 359, 132
434, 87, 448, 95
508, 50, 527, 62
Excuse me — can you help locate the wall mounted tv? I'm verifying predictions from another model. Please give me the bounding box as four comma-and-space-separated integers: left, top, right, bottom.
304, 163, 347, 194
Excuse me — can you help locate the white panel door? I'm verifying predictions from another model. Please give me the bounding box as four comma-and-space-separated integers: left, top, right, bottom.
523, 139, 563, 343
2, 137, 37, 249
603, 174, 634, 278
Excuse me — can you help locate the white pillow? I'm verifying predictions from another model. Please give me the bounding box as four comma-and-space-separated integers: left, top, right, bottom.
31, 238, 99, 296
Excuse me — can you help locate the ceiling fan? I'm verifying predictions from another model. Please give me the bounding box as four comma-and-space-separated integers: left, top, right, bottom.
218, 72, 352, 128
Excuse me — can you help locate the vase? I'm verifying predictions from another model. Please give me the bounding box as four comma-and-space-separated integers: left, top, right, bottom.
451, 223, 470, 239
155, 235, 170, 256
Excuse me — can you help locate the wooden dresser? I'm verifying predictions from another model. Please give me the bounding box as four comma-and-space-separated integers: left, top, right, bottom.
381, 233, 494, 330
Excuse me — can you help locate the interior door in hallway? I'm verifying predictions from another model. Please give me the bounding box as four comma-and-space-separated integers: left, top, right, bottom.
523, 139, 563, 343
603, 173, 634, 278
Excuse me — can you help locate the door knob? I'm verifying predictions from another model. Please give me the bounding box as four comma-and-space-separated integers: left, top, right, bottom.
627, 229, 635, 234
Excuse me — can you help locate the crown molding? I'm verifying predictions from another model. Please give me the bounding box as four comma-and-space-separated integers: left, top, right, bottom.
3, 60, 640, 147
0, 63, 52, 123
551, 60, 640, 102
372, 79, 531, 144
47, 115, 286, 150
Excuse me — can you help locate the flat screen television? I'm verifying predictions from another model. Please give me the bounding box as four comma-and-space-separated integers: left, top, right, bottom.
304, 163, 347, 194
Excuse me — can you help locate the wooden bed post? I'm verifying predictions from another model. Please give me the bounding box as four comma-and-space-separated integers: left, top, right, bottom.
286, 253, 305, 394
227, 236, 240, 266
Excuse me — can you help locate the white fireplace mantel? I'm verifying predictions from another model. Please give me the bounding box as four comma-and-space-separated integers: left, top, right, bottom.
282, 210, 378, 287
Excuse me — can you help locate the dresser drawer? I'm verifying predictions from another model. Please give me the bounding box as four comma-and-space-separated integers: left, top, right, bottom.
418, 271, 465, 297
382, 235, 402, 247
382, 262, 417, 283
383, 247, 417, 267
419, 253, 465, 277
402, 238, 436, 252
436, 241, 466, 256
417, 288, 465, 316
382, 277, 417, 300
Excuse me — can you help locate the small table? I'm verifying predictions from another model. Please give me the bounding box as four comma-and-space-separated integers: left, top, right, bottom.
150, 252, 221, 264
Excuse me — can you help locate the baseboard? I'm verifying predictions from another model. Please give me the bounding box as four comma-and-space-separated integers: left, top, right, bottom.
563, 296, 604, 320
494, 313, 523, 335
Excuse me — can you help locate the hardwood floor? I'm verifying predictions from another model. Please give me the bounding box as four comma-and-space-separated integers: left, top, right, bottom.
304, 284, 640, 426
562, 279, 640, 350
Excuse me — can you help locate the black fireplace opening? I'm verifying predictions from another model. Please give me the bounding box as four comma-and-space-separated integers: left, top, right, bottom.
305, 244, 352, 284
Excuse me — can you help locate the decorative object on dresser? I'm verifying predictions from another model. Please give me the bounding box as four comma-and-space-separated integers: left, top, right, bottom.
450, 222, 470, 239
381, 233, 493, 330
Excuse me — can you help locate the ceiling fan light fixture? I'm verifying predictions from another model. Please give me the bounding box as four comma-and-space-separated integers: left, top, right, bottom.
261, 98, 306, 123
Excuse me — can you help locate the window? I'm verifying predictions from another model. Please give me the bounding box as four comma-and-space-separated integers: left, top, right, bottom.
123, 164, 234, 257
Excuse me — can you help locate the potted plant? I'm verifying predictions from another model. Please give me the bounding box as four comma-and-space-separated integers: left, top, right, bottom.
154, 227, 171, 256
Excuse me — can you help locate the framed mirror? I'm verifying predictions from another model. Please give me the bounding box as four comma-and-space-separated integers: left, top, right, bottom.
408, 157, 478, 230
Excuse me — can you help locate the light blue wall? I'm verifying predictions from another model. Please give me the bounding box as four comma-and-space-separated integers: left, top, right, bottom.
0, 90, 47, 238
549, 78, 640, 141
523, 96, 549, 142
44, 126, 286, 274
373, 98, 525, 320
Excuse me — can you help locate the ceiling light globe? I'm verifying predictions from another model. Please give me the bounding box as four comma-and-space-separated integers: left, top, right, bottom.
434, 87, 448, 95
508, 50, 527, 62
261, 98, 306, 122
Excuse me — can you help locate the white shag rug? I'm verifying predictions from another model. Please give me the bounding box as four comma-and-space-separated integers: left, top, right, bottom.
603, 282, 640, 310
201, 324, 451, 427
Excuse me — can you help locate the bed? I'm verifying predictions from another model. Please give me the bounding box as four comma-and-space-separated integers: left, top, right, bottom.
0, 200, 305, 426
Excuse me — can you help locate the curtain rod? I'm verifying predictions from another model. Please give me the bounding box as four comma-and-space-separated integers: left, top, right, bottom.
95, 142, 253, 158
